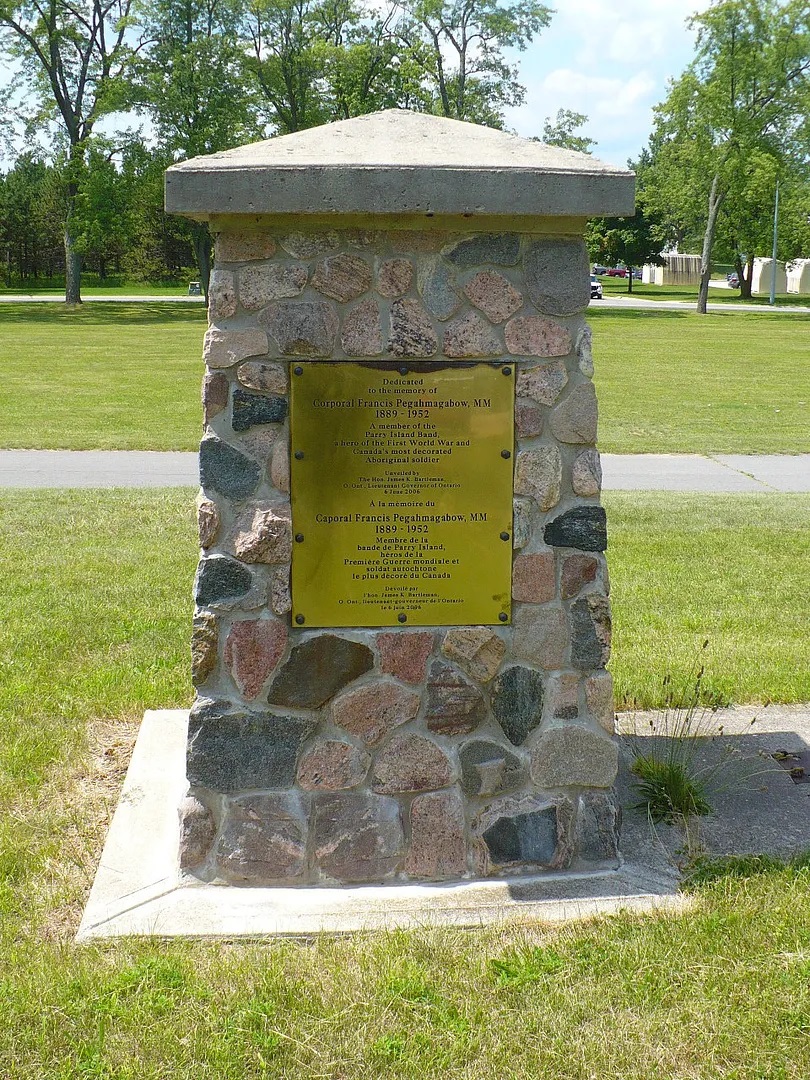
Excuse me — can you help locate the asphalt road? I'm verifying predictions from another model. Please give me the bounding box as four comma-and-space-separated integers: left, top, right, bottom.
0, 450, 807, 491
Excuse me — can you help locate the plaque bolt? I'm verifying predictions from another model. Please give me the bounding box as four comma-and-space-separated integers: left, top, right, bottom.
398, 366, 408, 376
499, 612, 508, 622
398, 613, 407, 623
501, 449, 511, 459
294, 366, 304, 376
502, 366, 512, 376
295, 533, 304, 543
295, 614, 305, 625
294, 450, 304, 460
500, 531, 510, 541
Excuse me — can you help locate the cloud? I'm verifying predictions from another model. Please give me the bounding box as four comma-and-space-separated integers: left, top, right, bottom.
504, 0, 713, 165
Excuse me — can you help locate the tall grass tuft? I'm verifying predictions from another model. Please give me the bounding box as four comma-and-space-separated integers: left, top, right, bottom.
627, 641, 755, 823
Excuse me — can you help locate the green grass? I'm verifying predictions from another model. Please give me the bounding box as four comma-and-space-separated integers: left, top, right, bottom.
1, 301, 807, 453
0, 489, 808, 1076
591, 307, 810, 453
599, 276, 810, 306
0, 303, 206, 450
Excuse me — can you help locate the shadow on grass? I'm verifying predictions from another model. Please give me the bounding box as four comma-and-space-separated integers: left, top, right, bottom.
0, 303, 207, 326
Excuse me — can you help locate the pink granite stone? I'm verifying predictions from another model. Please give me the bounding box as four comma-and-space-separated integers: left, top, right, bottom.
550, 382, 598, 444
560, 554, 599, 599
196, 495, 220, 548
441, 627, 505, 683
516, 361, 568, 406
463, 269, 522, 323
377, 631, 435, 684
203, 328, 269, 369
236, 360, 288, 394
341, 297, 383, 356
442, 311, 500, 357
505, 315, 571, 357
515, 397, 544, 438
546, 673, 580, 720
405, 790, 467, 879
377, 258, 413, 297
215, 232, 277, 263
586, 670, 615, 733
511, 552, 556, 604
512, 605, 569, 669
514, 446, 562, 511
312, 253, 372, 302
224, 618, 288, 699
372, 732, 453, 793
332, 681, 421, 746
297, 739, 371, 791
202, 371, 229, 423
231, 506, 292, 564
572, 449, 602, 496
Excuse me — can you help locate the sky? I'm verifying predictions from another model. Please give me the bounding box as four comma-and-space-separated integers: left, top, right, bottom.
503, 0, 713, 168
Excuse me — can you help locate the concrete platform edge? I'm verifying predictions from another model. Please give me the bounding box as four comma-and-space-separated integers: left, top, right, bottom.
77, 710, 687, 941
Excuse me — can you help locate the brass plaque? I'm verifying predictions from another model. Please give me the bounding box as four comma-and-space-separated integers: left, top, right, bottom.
290, 363, 514, 628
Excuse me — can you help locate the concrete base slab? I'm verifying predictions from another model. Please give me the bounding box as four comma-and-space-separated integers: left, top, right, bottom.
77, 710, 685, 941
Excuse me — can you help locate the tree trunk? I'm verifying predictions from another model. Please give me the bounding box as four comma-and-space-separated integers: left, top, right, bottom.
740, 254, 754, 299
64, 226, 83, 305
627, 268, 633, 294
64, 182, 82, 305
697, 173, 724, 315
191, 222, 213, 299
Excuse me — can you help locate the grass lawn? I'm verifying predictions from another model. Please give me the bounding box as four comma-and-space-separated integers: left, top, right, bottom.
0, 303, 206, 450
1, 301, 808, 453
0, 488, 809, 1077
590, 307, 809, 453
599, 276, 810, 306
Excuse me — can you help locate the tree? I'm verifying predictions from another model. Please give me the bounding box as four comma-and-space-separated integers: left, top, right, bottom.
586, 209, 664, 293
394, 0, 552, 125
237, 0, 421, 135
0, 0, 139, 303
647, 0, 810, 313
131, 0, 264, 293
541, 108, 594, 154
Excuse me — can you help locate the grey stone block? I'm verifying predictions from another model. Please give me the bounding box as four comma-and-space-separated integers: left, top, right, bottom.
459, 739, 524, 796
524, 237, 591, 315
232, 389, 288, 431
492, 665, 545, 745
268, 634, 374, 709
193, 555, 253, 607
444, 233, 520, 267
187, 705, 315, 793
199, 434, 261, 501
544, 506, 607, 551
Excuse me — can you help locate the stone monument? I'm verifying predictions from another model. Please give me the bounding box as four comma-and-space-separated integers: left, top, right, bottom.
166, 110, 635, 887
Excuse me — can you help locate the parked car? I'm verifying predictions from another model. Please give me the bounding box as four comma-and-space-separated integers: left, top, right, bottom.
606, 267, 627, 277
727, 271, 740, 288
590, 275, 603, 299
592, 265, 608, 276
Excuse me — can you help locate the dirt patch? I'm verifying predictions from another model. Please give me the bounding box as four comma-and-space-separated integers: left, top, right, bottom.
38, 717, 140, 940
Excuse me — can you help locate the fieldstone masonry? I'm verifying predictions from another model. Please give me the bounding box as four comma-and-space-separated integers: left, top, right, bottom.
167, 110, 635, 887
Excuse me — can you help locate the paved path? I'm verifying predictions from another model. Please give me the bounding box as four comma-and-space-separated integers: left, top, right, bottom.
2, 293, 808, 313
0, 450, 807, 491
